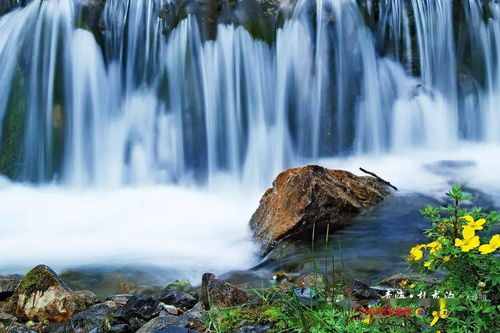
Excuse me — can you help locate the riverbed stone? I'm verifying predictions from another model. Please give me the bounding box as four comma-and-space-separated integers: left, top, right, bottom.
237, 324, 271, 333
7, 265, 86, 323
0, 311, 17, 323
250, 165, 390, 254
105, 295, 134, 307
200, 273, 248, 310
2, 322, 36, 333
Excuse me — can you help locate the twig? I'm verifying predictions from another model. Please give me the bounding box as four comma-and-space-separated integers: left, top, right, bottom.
359, 167, 399, 191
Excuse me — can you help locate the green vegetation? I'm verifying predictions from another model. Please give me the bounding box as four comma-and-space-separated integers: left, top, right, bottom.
204, 186, 500, 332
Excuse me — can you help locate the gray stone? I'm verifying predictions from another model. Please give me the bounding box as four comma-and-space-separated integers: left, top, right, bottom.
75, 290, 100, 307
105, 295, 134, 307
200, 273, 248, 310
237, 324, 271, 333
3, 322, 36, 333
0, 311, 18, 323
155, 290, 197, 309
66, 303, 114, 333
136, 315, 190, 333
0, 275, 22, 300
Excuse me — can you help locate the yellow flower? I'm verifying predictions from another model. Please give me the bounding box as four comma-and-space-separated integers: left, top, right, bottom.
478, 234, 500, 255
430, 311, 439, 326
427, 241, 443, 254
462, 226, 475, 239
362, 316, 372, 324
461, 215, 486, 231
443, 256, 450, 262
409, 283, 416, 289
455, 236, 480, 252
478, 281, 486, 288
408, 245, 426, 260
399, 279, 408, 287
424, 260, 433, 268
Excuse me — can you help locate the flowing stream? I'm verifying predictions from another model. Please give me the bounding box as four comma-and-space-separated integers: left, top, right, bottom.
0, 0, 499, 285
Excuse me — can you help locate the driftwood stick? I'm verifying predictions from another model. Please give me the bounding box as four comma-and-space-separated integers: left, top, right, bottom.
359, 167, 399, 191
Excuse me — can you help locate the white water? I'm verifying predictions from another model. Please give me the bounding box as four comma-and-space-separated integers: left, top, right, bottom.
1, 0, 500, 277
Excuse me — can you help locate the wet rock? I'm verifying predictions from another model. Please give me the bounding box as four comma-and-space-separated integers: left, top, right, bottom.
250, 165, 390, 254
7, 265, 85, 323
75, 290, 100, 307
0, 275, 22, 300
66, 303, 114, 333
200, 273, 248, 310
159, 304, 179, 316
299, 273, 324, 288
105, 295, 134, 307
237, 324, 271, 333
343, 280, 382, 305
377, 272, 440, 288
136, 315, 190, 333
0, 311, 17, 323
155, 290, 197, 309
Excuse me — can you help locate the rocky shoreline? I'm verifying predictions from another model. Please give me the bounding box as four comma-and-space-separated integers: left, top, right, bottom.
1, 264, 424, 333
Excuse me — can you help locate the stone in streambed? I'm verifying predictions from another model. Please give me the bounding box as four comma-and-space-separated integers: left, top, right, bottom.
136, 315, 190, 333
66, 303, 115, 333
237, 324, 271, 333
7, 265, 85, 323
250, 165, 390, 254
1, 322, 36, 333
200, 273, 248, 310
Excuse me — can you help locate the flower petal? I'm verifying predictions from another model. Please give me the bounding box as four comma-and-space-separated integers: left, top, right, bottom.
463, 226, 475, 239
462, 215, 474, 223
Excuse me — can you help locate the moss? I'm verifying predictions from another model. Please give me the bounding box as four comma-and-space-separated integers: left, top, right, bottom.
16, 266, 60, 298
0, 64, 26, 179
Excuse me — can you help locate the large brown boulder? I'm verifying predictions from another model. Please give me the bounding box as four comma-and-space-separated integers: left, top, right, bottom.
7, 265, 86, 323
250, 165, 390, 254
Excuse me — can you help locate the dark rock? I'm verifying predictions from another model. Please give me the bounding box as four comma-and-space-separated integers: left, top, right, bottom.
181, 303, 205, 330
237, 324, 271, 333
155, 290, 197, 309
250, 166, 390, 254
108, 323, 131, 333
148, 327, 199, 333
200, 273, 248, 310
75, 290, 100, 307
117, 296, 161, 321
136, 315, 190, 333
343, 280, 382, 305
0, 274, 22, 300
7, 265, 85, 323
66, 303, 114, 333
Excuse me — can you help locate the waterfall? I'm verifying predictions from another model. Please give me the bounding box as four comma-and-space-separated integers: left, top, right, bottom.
0, 0, 499, 187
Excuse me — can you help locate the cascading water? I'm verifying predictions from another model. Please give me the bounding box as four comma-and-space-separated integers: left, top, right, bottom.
0, 0, 499, 280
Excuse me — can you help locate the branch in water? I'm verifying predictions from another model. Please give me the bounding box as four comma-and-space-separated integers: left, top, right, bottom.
359, 167, 399, 191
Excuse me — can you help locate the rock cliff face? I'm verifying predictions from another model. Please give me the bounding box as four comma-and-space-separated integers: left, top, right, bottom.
250, 165, 390, 254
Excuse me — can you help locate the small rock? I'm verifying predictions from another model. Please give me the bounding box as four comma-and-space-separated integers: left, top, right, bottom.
377, 273, 440, 288
75, 290, 100, 307
66, 303, 114, 333
299, 273, 324, 288
344, 280, 381, 305
155, 290, 197, 309
0, 311, 17, 323
164, 281, 192, 293
136, 315, 190, 333
105, 295, 134, 307
7, 265, 85, 323
108, 323, 131, 333
0, 275, 22, 300
200, 273, 248, 310
160, 304, 179, 315
294, 287, 318, 305
237, 324, 271, 333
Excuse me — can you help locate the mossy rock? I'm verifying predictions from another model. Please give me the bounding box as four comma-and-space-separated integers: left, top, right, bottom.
8, 265, 86, 323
